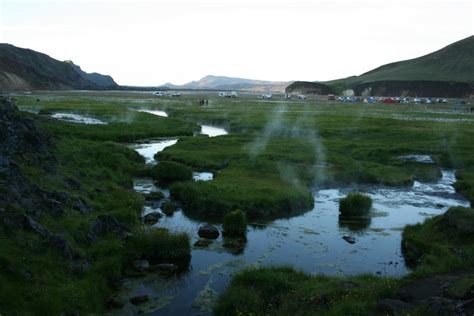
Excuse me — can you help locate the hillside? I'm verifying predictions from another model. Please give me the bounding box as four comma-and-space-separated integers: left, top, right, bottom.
162, 75, 291, 92
322, 36, 474, 97
0, 44, 118, 91
285, 81, 335, 94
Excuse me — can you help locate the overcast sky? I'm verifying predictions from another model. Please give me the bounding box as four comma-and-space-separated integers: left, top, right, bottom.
1, 0, 472, 86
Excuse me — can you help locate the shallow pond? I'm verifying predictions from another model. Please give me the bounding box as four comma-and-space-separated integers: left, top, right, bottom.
125, 139, 470, 315
137, 109, 168, 117
50, 113, 107, 125
129, 139, 178, 164
199, 125, 228, 137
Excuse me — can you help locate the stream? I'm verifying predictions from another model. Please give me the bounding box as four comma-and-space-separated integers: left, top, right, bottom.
119, 110, 469, 315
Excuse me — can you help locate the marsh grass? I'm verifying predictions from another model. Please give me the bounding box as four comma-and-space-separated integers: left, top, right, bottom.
214, 266, 399, 316
151, 161, 193, 185
125, 228, 191, 264
339, 193, 373, 217
222, 210, 247, 237
402, 206, 474, 278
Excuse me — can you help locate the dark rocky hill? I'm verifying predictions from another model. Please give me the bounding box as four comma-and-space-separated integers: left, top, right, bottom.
0, 44, 118, 91
285, 81, 335, 95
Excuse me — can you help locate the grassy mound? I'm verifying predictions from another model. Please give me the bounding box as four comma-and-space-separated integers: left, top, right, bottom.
223, 210, 247, 237
125, 228, 190, 264
151, 161, 193, 185
339, 193, 373, 217
214, 267, 398, 316
402, 206, 474, 276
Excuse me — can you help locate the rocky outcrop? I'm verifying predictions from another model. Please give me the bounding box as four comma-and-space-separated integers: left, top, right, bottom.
377, 271, 474, 315
0, 97, 91, 259
89, 215, 130, 241
285, 81, 335, 95
0, 97, 91, 218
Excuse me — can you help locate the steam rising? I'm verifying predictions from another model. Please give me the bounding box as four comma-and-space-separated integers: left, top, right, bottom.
248, 103, 327, 189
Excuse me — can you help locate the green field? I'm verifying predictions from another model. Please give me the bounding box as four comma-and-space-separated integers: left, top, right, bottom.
3, 91, 473, 314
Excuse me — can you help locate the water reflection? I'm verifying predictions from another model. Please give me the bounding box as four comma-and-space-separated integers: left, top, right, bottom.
338, 216, 372, 232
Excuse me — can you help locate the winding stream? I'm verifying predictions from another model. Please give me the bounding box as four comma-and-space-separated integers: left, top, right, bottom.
122, 109, 469, 315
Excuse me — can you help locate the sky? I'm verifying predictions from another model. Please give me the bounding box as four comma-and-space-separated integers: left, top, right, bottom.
1, 0, 473, 86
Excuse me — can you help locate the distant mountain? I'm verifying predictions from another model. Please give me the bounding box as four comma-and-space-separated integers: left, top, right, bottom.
162, 75, 291, 92
320, 36, 474, 97
0, 44, 118, 91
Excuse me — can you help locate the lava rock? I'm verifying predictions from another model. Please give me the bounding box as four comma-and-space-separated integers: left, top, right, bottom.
198, 224, 220, 239
342, 235, 356, 244
161, 201, 179, 215
143, 212, 163, 225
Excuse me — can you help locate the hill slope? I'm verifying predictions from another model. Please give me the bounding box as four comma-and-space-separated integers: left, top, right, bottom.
322, 36, 474, 97
0, 44, 118, 91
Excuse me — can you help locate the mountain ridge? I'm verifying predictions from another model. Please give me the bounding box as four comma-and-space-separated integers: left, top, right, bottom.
0, 43, 118, 91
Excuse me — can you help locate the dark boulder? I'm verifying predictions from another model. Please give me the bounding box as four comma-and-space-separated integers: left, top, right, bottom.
342, 235, 356, 244
198, 224, 220, 239
143, 212, 163, 225
161, 201, 179, 215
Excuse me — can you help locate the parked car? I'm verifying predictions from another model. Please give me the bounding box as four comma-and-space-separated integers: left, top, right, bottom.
298, 94, 306, 100
153, 91, 167, 97
171, 92, 181, 97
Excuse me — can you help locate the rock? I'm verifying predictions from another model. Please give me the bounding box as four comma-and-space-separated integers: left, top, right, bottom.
423, 296, 457, 314
21, 214, 52, 237
144, 191, 165, 201
342, 235, 356, 244
133, 260, 150, 273
151, 263, 178, 272
223, 236, 247, 253
49, 234, 78, 260
194, 239, 213, 248
198, 224, 220, 239
376, 299, 413, 315
130, 295, 149, 305
89, 215, 130, 240
106, 297, 124, 309
143, 212, 163, 225
446, 276, 474, 300
161, 201, 179, 215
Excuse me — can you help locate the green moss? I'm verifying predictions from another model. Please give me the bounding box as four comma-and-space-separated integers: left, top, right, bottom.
223, 210, 247, 237
339, 193, 372, 217
151, 161, 193, 185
